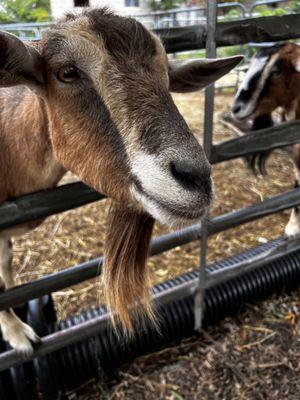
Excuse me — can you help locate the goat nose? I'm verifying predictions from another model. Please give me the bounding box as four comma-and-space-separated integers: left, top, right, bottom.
232, 103, 241, 115
170, 159, 211, 193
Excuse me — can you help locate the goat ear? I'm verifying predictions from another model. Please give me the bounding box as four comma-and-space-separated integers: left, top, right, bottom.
0, 31, 44, 90
168, 55, 244, 93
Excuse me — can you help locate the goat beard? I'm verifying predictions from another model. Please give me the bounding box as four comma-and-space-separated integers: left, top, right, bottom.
103, 200, 155, 334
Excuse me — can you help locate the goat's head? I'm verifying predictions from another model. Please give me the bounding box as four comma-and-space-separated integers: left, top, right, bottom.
231, 43, 300, 175
0, 8, 242, 332
232, 43, 300, 121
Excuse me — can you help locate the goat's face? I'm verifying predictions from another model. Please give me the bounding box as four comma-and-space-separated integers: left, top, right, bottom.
232, 43, 300, 121
0, 8, 242, 228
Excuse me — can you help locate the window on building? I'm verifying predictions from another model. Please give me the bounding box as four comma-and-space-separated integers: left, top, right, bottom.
125, 0, 139, 6
74, 0, 89, 7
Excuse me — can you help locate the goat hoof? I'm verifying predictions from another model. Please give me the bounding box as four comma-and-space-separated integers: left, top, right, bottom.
284, 225, 300, 239
4, 322, 40, 359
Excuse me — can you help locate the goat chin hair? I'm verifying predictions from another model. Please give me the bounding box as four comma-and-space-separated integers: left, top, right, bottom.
103, 200, 156, 336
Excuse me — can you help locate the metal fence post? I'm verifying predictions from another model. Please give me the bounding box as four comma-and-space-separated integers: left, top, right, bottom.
194, 0, 217, 331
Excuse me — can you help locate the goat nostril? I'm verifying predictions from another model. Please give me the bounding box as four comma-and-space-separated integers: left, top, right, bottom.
232, 104, 242, 114
170, 160, 211, 192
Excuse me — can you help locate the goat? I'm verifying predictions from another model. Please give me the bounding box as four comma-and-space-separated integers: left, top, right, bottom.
0, 8, 242, 356
232, 42, 300, 238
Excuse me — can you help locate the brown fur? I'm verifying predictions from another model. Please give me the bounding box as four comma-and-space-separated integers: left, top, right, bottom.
0, 87, 65, 202
254, 44, 300, 117
255, 45, 300, 177
103, 202, 154, 332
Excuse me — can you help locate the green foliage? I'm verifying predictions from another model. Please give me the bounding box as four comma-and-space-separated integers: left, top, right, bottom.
0, 0, 50, 23
148, 0, 186, 11
290, 0, 300, 12
171, 392, 184, 400
252, 5, 288, 16
222, 8, 245, 21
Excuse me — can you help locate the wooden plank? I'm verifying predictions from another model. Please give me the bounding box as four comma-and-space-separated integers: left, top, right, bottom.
155, 14, 300, 53
210, 120, 300, 164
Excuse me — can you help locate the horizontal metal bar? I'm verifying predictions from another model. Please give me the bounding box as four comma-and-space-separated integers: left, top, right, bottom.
0, 22, 50, 29
156, 14, 300, 53
210, 120, 300, 164
1, 187, 300, 311
1, 235, 299, 372
0, 258, 103, 311
135, 2, 246, 18
208, 187, 300, 235
0, 182, 104, 231
0, 312, 110, 372
156, 236, 300, 304
204, 236, 300, 287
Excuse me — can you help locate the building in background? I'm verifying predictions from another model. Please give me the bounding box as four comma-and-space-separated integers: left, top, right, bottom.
49, 0, 150, 20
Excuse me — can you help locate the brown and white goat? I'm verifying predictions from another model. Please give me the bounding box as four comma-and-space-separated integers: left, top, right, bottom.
0, 8, 242, 356
232, 43, 300, 238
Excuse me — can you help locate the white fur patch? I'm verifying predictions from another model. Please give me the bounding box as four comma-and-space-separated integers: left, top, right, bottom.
294, 59, 300, 73
233, 55, 278, 120
285, 209, 300, 238
238, 56, 268, 93
131, 152, 183, 200
131, 185, 205, 229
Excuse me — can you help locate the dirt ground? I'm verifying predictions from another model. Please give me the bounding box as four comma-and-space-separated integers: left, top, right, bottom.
11, 90, 299, 399
77, 293, 300, 400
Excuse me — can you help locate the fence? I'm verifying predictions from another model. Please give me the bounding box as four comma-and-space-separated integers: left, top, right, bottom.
0, 0, 291, 39
0, 0, 300, 380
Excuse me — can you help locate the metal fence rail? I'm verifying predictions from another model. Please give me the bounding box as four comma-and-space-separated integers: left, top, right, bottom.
0, 182, 103, 230
0, 1, 291, 39
0, 4, 300, 374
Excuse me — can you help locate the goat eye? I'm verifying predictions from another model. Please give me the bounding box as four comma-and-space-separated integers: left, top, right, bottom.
271, 69, 281, 77
57, 66, 80, 82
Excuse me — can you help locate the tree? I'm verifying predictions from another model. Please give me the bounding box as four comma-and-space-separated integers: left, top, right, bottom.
148, 0, 186, 11
0, 0, 50, 23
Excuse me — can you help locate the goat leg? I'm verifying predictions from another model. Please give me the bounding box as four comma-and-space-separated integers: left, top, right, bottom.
0, 238, 41, 358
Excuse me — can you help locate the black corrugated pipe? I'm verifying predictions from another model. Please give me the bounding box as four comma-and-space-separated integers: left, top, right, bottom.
0, 238, 300, 399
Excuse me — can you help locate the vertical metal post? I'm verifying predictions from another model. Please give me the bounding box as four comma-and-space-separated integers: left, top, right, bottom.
194, 217, 209, 330
203, 0, 217, 159
194, 0, 217, 332
172, 12, 177, 27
